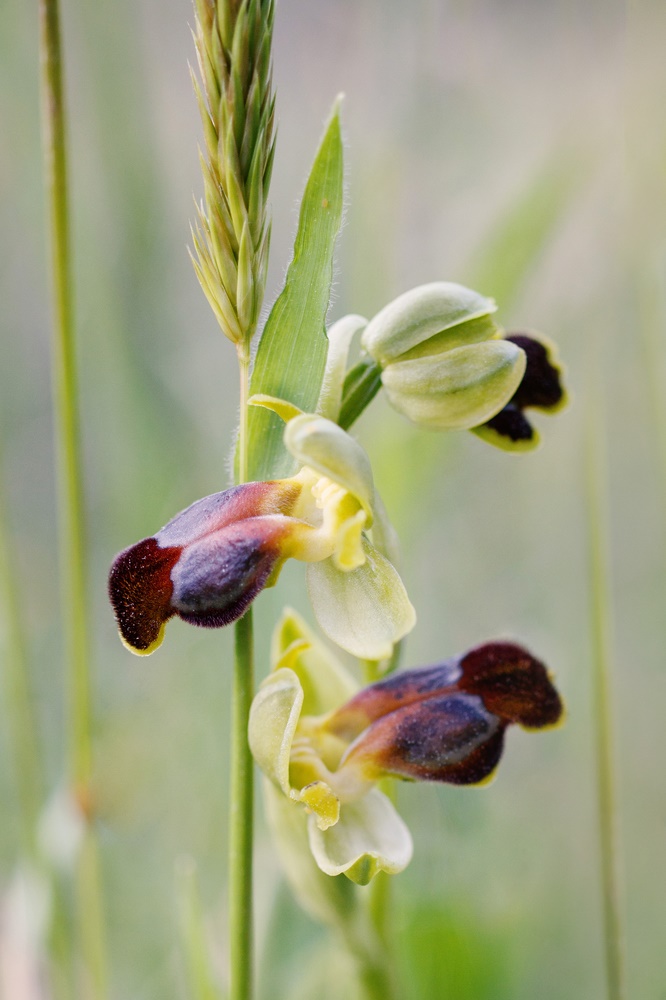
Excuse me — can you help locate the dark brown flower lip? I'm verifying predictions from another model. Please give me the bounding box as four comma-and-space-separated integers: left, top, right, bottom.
324, 640, 564, 787
474, 333, 566, 450
108, 537, 181, 654
505, 334, 565, 412
108, 480, 303, 655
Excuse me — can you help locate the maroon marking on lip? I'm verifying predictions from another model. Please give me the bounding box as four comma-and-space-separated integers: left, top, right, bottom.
506, 334, 564, 411
341, 693, 507, 786
457, 641, 563, 729
109, 537, 181, 652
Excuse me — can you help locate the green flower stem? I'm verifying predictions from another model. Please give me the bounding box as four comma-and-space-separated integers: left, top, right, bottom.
39, 1, 108, 994
584, 385, 626, 1000
360, 658, 381, 685
229, 350, 255, 1000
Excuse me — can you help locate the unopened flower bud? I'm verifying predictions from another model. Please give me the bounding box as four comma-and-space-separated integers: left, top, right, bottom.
361, 282, 498, 366
380, 339, 526, 430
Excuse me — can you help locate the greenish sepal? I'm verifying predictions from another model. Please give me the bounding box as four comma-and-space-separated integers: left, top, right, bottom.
283, 414, 375, 520
398, 313, 499, 361
361, 282, 497, 366
368, 488, 401, 568
306, 538, 416, 660
249, 667, 303, 796
317, 314, 368, 421
381, 340, 526, 430
270, 609, 358, 714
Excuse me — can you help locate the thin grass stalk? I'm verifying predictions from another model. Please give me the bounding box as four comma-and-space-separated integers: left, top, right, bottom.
38, 1, 108, 994
0, 470, 44, 858
177, 858, 222, 1000
584, 380, 626, 1000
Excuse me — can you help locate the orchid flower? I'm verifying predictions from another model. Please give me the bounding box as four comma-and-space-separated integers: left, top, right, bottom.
108, 411, 415, 659
250, 610, 564, 886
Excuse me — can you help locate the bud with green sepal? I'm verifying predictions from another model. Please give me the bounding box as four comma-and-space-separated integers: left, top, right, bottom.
335, 282, 566, 447
250, 610, 564, 886
338, 281, 524, 430
361, 281, 499, 366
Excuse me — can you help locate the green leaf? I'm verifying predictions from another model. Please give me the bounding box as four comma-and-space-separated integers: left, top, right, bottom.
246, 100, 345, 481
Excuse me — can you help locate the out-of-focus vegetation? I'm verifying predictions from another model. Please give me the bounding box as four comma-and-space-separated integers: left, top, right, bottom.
1, 0, 665, 997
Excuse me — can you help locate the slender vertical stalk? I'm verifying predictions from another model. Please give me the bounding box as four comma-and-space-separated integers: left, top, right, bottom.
0, 472, 44, 857
38, 1, 108, 995
39, 0, 91, 790
177, 858, 222, 1000
584, 385, 626, 1000
229, 350, 254, 1000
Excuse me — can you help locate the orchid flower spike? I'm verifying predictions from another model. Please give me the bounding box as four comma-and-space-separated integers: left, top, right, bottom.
108, 412, 414, 659
250, 610, 564, 885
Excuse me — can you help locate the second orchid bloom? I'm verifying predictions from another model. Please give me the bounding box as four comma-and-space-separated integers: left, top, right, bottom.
250, 611, 564, 885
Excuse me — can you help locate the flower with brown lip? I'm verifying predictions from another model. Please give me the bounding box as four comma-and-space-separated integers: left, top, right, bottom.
109, 414, 415, 658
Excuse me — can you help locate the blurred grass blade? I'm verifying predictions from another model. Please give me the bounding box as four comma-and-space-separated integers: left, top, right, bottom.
396, 901, 510, 1000
0, 465, 44, 857
39, 0, 108, 993
584, 370, 627, 1000
177, 858, 224, 1000
465, 150, 584, 309
246, 99, 344, 480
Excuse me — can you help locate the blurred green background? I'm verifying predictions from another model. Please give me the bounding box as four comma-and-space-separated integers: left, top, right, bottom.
1, 0, 665, 997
